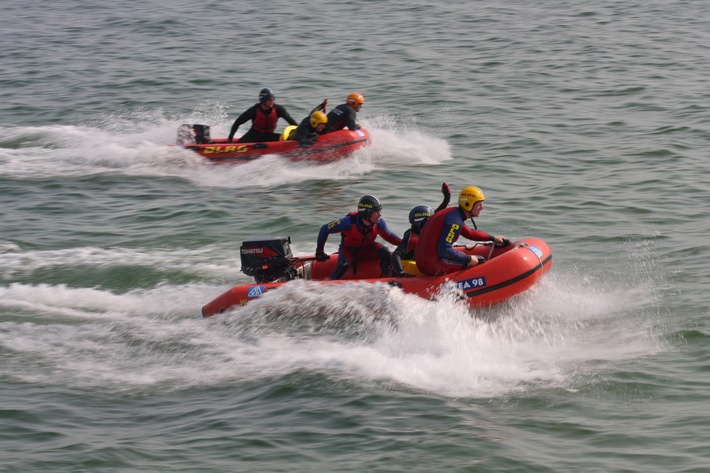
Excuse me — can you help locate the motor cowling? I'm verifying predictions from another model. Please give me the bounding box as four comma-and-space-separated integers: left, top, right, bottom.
240, 237, 296, 283
177, 124, 211, 145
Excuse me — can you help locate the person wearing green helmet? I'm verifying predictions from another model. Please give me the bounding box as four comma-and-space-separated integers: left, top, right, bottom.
414, 184, 508, 276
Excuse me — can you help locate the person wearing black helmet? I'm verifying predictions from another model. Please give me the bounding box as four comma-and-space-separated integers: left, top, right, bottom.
391, 182, 452, 277
227, 88, 298, 143
315, 195, 402, 280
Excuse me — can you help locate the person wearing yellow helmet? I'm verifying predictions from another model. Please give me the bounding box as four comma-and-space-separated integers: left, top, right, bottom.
324, 92, 364, 133
292, 99, 329, 147
414, 184, 508, 276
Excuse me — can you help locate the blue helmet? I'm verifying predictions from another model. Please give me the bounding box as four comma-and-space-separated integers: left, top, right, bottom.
408, 205, 433, 233
258, 88, 275, 103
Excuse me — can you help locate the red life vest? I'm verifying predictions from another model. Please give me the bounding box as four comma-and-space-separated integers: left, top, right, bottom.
253, 106, 278, 133
406, 232, 420, 253
341, 212, 378, 248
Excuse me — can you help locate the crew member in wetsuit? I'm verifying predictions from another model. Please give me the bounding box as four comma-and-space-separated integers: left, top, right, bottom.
227, 88, 298, 143
324, 92, 364, 133
293, 100, 328, 147
414, 185, 508, 276
315, 195, 402, 280
391, 182, 452, 277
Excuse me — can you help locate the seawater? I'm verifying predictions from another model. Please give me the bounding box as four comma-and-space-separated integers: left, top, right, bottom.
1, 0, 709, 472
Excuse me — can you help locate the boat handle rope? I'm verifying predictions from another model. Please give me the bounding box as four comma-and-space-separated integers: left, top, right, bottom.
516, 241, 544, 267
456, 241, 496, 262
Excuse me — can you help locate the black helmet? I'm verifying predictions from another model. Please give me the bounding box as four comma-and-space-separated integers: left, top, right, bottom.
358, 195, 382, 217
408, 205, 433, 232
258, 87, 275, 103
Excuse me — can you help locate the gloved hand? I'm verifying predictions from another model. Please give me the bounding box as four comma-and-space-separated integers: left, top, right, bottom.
317, 98, 328, 112
315, 251, 329, 262
493, 236, 511, 247
300, 135, 318, 148
441, 181, 451, 197
468, 255, 485, 267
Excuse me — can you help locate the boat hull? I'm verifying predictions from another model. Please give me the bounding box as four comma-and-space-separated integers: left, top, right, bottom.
201, 237, 552, 317
181, 128, 371, 163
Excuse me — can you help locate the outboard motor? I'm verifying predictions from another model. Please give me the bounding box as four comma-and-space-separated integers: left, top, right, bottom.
240, 237, 297, 283
176, 124, 211, 145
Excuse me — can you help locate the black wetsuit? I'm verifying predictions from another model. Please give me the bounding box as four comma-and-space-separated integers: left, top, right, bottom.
325, 103, 359, 132
294, 103, 327, 147
227, 103, 297, 143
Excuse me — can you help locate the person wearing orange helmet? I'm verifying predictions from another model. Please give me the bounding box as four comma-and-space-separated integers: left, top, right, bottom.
414, 185, 508, 276
324, 92, 364, 133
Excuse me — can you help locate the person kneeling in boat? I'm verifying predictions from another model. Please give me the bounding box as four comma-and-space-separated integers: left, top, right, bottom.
324, 92, 364, 133
315, 195, 402, 280
293, 100, 329, 147
391, 182, 452, 277
414, 185, 508, 276
227, 87, 298, 143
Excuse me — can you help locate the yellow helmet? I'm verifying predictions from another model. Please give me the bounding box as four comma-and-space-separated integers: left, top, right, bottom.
458, 185, 485, 211
346, 92, 365, 106
309, 111, 327, 128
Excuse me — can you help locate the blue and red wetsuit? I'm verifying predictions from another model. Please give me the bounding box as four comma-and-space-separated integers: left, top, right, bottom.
316, 212, 402, 279
414, 206, 494, 276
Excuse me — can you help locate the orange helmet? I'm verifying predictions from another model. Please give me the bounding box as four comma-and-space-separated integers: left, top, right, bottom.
346, 92, 365, 106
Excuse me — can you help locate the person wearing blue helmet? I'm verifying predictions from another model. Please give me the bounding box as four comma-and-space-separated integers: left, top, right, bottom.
391, 182, 451, 277
227, 87, 298, 143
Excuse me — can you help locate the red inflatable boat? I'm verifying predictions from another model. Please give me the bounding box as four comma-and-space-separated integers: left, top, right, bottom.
201, 236, 552, 317
176, 124, 371, 163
